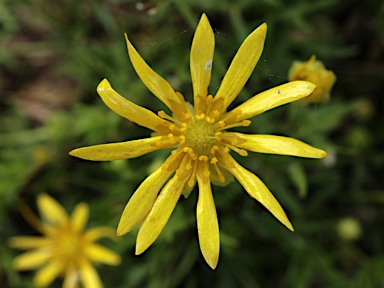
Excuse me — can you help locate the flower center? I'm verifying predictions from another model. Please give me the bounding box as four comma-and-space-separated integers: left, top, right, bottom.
54, 227, 84, 263
184, 119, 217, 157
156, 97, 251, 187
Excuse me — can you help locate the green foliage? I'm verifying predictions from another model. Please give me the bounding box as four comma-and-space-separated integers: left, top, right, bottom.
1, 0, 383, 287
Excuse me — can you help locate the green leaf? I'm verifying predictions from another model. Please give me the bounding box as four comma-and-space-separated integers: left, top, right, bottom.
288, 162, 308, 198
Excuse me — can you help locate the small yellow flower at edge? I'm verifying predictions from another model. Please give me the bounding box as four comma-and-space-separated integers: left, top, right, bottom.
8, 194, 121, 288
288, 55, 336, 104
69, 14, 327, 269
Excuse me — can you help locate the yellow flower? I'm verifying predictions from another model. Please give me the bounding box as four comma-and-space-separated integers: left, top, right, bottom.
337, 217, 362, 241
70, 14, 326, 269
9, 194, 121, 288
288, 55, 336, 104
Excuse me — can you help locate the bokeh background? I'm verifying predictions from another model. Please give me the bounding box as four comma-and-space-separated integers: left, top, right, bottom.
1, 0, 384, 287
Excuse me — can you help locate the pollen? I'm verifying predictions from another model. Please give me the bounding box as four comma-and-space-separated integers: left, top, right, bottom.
184, 117, 217, 157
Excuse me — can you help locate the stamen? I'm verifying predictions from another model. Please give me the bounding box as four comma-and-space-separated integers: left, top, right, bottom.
225, 143, 248, 156
161, 148, 184, 171
183, 147, 197, 160
195, 113, 206, 120
216, 109, 242, 127
185, 156, 193, 171
167, 133, 177, 144
215, 120, 251, 131
203, 161, 210, 178
176, 154, 191, 177
210, 145, 219, 155
220, 132, 247, 146
180, 122, 187, 132
179, 135, 186, 145
198, 155, 209, 162
215, 147, 235, 168
209, 97, 225, 120
155, 134, 178, 147
158, 110, 188, 134
217, 120, 226, 128
173, 92, 192, 123
205, 116, 215, 124
211, 159, 225, 182
188, 160, 198, 187
214, 132, 223, 141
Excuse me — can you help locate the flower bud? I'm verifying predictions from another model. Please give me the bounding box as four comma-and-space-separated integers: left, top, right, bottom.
288, 55, 336, 104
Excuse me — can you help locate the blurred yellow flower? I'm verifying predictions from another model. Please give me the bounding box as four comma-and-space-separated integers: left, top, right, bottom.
70, 14, 326, 269
288, 55, 336, 104
9, 194, 121, 288
337, 217, 362, 241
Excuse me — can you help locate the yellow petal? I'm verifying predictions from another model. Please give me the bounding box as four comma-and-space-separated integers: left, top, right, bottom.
117, 165, 173, 235
213, 23, 267, 115
8, 236, 51, 249
85, 243, 121, 265
97, 79, 167, 132
222, 81, 316, 123
223, 157, 294, 231
70, 203, 89, 232
135, 172, 189, 255
84, 227, 116, 242
12, 249, 51, 270
190, 13, 215, 107
34, 260, 63, 287
196, 163, 220, 270
125, 35, 189, 120
63, 267, 78, 288
80, 260, 103, 288
37, 194, 69, 226
226, 133, 327, 158
69, 136, 164, 161
19, 204, 45, 234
